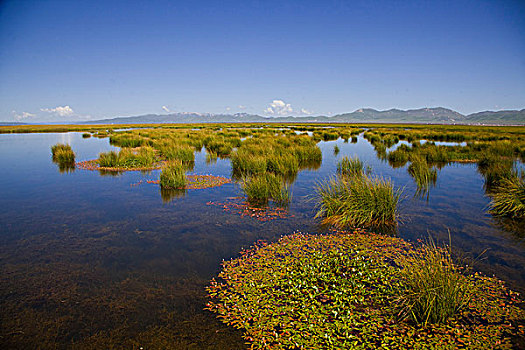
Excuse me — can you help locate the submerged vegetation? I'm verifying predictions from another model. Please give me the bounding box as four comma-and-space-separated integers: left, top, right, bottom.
207, 231, 524, 349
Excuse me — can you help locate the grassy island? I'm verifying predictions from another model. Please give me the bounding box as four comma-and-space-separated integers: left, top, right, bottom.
207, 231, 524, 349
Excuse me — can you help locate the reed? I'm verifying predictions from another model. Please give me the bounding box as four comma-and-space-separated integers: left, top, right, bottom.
314, 174, 401, 229
82, 133, 91, 138
159, 160, 187, 189
333, 144, 340, 155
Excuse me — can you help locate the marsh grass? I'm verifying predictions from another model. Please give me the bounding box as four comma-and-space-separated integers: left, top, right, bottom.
159, 160, 186, 189
333, 144, 340, 155
408, 156, 437, 197
51, 143, 75, 164
82, 133, 91, 138
336, 156, 364, 177
109, 134, 145, 147
477, 154, 514, 191
314, 174, 402, 229
205, 150, 218, 164
489, 172, 525, 219
159, 143, 195, 163
396, 238, 474, 326
243, 173, 290, 205
97, 151, 119, 167
97, 147, 156, 168
387, 147, 409, 167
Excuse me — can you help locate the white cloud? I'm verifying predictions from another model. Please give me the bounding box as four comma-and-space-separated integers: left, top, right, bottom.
40, 105, 74, 117
264, 99, 293, 116
238, 105, 246, 110
13, 111, 36, 120
162, 106, 170, 113
300, 108, 313, 115
226, 106, 231, 111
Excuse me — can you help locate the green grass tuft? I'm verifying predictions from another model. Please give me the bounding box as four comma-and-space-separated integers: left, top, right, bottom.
51, 143, 75, 164
315, 173, 402, 229
336, 156, 364, 177
159, 160, 187, 189
489, 172, 525, 219
408, 156, 437, 196
243, 173, 290, 205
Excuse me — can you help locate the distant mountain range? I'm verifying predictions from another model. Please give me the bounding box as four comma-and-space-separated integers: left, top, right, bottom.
3, 108, 523, 126
83, 107, 525, 125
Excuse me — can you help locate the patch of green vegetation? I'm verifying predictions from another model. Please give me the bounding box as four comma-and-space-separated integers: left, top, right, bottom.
336, 156, 364, 177
489, 172, 525, 219
231, 134, 321, 183
315, 173, 401, 230
207, 232, 524, 349
81, 133, 91, 138
242, 173, 290, 206
396, 239, 472, 325
158, 142, 195, 164
51, 143, 76, 166
97, 147, 156, 168
333, 144, 340, 155
408, 156, 437, 197
159, 160, 186, 189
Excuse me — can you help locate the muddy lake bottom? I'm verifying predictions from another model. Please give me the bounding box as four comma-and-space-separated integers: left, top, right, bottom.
0, 132, 524, 348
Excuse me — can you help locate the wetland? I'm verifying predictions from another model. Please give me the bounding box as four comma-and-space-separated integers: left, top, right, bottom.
0, 123, 524, 349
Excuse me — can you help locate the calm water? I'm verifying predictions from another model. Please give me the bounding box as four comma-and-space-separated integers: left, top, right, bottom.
1, 132, 524, 348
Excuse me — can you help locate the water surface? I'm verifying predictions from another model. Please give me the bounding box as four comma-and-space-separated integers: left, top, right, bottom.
1, 132, 523, 348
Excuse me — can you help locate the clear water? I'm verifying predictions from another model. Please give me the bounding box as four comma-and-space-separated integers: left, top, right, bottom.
1, 132, 524, 348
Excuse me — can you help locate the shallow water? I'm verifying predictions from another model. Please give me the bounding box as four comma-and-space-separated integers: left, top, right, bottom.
1, 132, 524, 348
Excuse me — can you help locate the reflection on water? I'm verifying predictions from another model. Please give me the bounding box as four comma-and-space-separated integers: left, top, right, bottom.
0, 131, 524, 348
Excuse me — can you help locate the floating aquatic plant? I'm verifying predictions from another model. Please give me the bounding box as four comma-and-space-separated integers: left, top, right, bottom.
207, 231, 524, 349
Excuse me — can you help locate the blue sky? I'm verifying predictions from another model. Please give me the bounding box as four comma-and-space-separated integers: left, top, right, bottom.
1, 0, 524, 122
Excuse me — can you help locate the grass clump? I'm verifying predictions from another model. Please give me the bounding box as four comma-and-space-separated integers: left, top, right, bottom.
243, 173, 290, 205
51, 143, 75, 164
396, 239, 473, 325
97, 147, 156, 168
82, 133, 91, 138
207, 231, 524, 349
97, 151, 119, 167
159, 160, 186, 189
336, 156, 364, 177
158, 143, 195, 163
315, 174, 402, 230
333, 144, 340, 155
489, 172, 525, 219
408, 156, 437, 197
